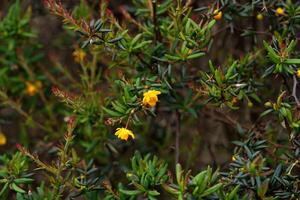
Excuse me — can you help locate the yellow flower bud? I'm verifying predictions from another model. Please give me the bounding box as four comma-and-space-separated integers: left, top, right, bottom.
25, 81, 42, 96
0, 132, 7, 145
276, 7, 285, 16
296, 69, 300, 78
247, 101, 253, 108
256, 13, 263, 20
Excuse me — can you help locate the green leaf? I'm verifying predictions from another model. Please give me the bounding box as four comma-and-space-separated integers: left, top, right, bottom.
249, 93, 261, 103
228, 185, 240, 200
165, 54, 181, 61
111, 101, 126, 113
14, 178, 33, 184
259, 109, 273, 118
108, 37, 123, 43
200, 183, 222, 197
0, 182, 9, 197
214, 69, 222, 86
286, 40, 297, 53
263, 41, 280, 63
148, 190, 160, 196
102, 107, 123, 117
187, 52, 205, 59
11, 183, 26, 193
207, 20, 216, 29
176, 164, 182, 184
209, 60, 215, 73
133, 41, 152, 50
191, 170, 206, 186
162, 184, 180, 195
225, 61, 237, 80
119, 189, 143, 196
284, 58, 300, 64
131, 34, 142, 46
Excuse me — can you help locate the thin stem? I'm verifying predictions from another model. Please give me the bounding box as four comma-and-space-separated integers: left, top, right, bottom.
0, 91, 52, 132
152, 0, 161, 44
175, 110, 180, 165
292, 75, 300, 106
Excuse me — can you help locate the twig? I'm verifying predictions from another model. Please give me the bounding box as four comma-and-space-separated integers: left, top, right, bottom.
292, 75, 300, 106
152, 0, 161, 44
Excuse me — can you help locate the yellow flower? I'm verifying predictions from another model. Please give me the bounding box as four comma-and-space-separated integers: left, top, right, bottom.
297, 69, 300, 78
256, 13, 263, 20
0, 133, 7, 145
276, 7, 285, 16
73, 49, 86, 63
115, 128, 135, 141
213, 9, 222, 20
142, 90, 161, 107
25, 81, 42, 96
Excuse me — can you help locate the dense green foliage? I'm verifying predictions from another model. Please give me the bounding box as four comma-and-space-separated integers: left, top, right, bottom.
0, 0, 300, 199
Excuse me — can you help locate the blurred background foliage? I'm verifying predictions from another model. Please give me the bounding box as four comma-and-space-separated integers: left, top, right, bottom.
0, 0, 299, 199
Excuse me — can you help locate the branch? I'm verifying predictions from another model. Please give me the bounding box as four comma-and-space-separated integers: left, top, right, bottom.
292, 75, 300, 106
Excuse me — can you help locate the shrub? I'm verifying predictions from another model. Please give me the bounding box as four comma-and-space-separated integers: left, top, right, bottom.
0, 0, 299, 199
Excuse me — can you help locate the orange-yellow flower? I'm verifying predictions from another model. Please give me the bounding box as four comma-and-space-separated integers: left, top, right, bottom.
25, 81, 42, 96
213, 9, 222, 20
73, 49, 86, 63
297, 69, 300, 78
231, 97, 238, 104
142, 90, 161, 107
256, 13, 263, 20
276, 7, 285, 16
0, 132, 7, 145
115, 127, 135, 141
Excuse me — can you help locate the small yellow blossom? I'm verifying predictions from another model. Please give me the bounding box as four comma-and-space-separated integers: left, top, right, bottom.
25, 81, 42, 96
232, 155, 236, 161
297, 69, 300, 78
276, 7, 285, 16
73, 49, 86, 63
142, 90, 161, 107
213, 9, 222, 20
127, 172, 133, 178
256, 13, 263, 20
0, 133, 7, 145
115, 127, 135, 141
